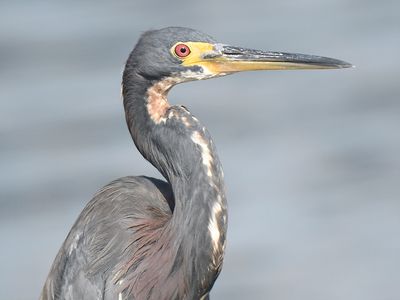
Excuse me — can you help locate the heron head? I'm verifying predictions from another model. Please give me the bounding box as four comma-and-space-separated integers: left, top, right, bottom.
127, 27, 352, 84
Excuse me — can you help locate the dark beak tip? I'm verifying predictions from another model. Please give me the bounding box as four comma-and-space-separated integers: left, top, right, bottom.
319, 58, 353, 69
338, 61, 354, 69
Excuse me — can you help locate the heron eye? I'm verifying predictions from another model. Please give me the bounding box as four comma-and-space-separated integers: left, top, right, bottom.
174, 44, 191, 58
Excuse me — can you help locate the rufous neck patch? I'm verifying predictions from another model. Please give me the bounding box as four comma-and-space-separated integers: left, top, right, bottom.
146, 78, 177, 124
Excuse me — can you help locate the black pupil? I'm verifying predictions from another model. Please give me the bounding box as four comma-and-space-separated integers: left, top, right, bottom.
180, 47, 187, 53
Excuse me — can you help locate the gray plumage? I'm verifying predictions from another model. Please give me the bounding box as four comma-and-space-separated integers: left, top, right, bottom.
41, 177, 178, 299
41, 26, 350, 300
41, 26, 227, 300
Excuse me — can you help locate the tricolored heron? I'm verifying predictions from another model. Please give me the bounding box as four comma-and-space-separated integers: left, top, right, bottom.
40, 27, 351, 300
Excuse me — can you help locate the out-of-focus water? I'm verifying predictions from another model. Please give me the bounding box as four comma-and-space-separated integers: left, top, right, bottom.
1, 0, 399, 299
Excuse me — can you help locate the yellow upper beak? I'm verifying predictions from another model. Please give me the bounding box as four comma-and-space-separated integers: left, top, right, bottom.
175, 42, 352, 75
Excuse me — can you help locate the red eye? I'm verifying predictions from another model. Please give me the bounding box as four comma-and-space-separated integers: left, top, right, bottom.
174, 43, 191, 58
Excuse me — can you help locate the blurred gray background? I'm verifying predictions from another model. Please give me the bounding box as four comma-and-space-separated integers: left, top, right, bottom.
1, 0, 399, 299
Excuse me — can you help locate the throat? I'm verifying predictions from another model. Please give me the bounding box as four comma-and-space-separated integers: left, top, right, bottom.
146, 77, 182, 124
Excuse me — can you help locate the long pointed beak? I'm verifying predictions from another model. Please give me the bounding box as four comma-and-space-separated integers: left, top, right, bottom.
199, 44, 352, 74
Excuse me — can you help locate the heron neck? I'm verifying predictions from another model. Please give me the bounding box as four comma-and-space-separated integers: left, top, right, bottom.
122, 72, 228, 288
